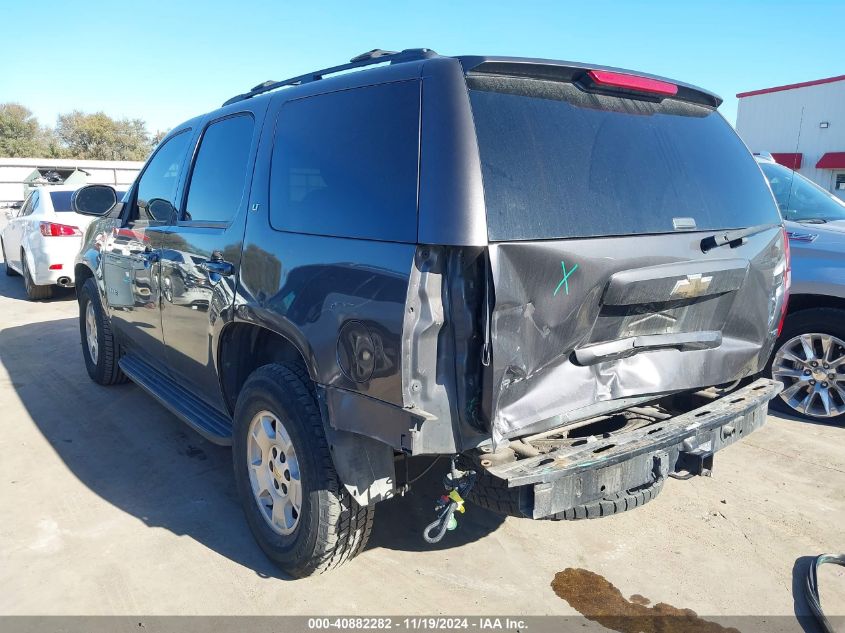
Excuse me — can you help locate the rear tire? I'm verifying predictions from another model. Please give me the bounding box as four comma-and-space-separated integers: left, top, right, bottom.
78, 277, 127, 385
21, 251, 51, 300
1, 239, 18, 276
232, 363, 374, 577
467, 469, 664, 520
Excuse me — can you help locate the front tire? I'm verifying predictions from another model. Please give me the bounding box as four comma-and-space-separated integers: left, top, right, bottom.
767, 308, 845, 422
21, 251, 52, 300
78, 277, 127, 385
232, 363, 374, 577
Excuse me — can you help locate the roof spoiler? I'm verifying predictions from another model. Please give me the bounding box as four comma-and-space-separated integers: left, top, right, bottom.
458, 57, 722, 108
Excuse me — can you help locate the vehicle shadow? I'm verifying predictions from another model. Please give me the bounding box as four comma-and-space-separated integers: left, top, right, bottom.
0, 262, 76, 302
0, 317, 504, 581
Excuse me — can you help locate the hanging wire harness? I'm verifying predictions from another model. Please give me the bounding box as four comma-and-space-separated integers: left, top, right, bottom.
422, 458, 477, 544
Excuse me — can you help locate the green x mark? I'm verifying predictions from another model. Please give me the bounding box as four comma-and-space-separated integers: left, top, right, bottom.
554, 261, 578, 296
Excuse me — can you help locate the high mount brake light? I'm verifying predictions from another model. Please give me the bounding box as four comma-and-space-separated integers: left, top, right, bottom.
587, 70, 678, 96
39, 222, 81, 237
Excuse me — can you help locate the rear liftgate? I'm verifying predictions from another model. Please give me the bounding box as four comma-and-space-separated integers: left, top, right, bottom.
485, 230, 786, 444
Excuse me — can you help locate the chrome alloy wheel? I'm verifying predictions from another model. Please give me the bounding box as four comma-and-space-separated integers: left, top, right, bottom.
247, 410, 302, 535
772, 333, 845, 418
85, 301, 99, 364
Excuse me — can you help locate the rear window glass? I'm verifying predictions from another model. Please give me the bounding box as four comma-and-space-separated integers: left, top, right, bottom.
269, 81, 420, 242
52, 190, 125, 212
468, 76, 780, 241
759, 161, 845, 223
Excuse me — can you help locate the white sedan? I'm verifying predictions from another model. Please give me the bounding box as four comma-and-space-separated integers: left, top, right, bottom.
1, 185, 122, 300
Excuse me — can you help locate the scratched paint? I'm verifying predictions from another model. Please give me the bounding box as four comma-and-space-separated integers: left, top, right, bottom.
554, 260, 578, 296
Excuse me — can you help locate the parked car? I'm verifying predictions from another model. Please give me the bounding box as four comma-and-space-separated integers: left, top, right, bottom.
756, 155, 845, 422
0, 185, 124, 299
71, 49, 786, 577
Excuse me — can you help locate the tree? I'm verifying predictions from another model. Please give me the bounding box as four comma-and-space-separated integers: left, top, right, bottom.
0, 103, 50, 157
151, 129, 169, 149
55, 111, 153, 161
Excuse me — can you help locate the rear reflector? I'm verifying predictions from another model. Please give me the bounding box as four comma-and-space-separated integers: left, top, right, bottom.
48, 264, 63, 270
587, 70, 678, 96
40, 222, 81, 237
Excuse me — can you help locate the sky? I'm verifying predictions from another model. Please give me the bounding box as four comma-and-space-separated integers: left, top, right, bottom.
0, 0, 840, 133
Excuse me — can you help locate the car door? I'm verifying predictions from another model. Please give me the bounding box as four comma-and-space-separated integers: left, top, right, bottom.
100, 128, 196, 370
3, 194, 31, 268
159, 106, 266, 411
8, 191, 39, 271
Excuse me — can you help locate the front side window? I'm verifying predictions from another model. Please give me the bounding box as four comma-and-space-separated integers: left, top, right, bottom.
760, 162, 845, 223
270, 81, 420, 242
130, 130, 193, 228
184, 114, 255, 223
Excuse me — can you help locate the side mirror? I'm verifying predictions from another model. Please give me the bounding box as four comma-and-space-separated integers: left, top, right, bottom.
146, 198, 177, 223
72, 184, 118, 216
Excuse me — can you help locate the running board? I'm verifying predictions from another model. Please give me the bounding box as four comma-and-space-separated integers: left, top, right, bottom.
119, 355, 233, 445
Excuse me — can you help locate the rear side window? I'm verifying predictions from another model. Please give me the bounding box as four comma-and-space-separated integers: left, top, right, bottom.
468, 76, 780, 241
184, 114, 255, 223
18, 193, 35, 217
50, 191, 73, 212
270, 81, 420, 242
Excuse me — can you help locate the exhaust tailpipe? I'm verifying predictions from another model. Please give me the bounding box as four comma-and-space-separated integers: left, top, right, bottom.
57, 276, 73, 287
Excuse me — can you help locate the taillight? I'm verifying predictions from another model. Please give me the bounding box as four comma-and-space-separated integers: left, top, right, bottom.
40, 222, 81, 237
586, 69, 678, 96
778, 228, 791, 336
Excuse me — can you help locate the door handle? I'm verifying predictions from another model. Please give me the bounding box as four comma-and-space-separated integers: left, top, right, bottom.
200, 261, 234, 277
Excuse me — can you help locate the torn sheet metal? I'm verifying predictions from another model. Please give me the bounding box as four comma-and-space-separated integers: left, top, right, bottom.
487, 229, 783, 442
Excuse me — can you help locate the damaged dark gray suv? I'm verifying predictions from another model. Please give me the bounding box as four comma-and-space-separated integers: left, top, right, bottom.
71, 48, 788, 577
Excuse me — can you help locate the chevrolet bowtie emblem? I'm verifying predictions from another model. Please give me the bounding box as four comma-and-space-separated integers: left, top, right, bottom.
670, 273, 713, 299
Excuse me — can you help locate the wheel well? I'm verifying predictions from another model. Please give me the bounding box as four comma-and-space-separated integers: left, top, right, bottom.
75, 264, 94, 293
218, 323, 312, 414
787, 294, 845, 316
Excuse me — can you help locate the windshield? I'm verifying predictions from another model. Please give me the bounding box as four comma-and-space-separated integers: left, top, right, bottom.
468, 76, 780, 241
759, 161, 845, 223
51, 190, 126, 212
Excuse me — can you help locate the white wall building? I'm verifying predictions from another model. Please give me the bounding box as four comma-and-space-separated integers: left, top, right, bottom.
0, 157, 143, 206
735, 74, 845, 200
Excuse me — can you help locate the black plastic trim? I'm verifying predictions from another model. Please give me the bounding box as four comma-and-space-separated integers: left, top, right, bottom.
119, 354, 233, 445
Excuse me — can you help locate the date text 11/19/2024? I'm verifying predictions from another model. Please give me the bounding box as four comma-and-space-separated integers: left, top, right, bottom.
307, 617, 527, 630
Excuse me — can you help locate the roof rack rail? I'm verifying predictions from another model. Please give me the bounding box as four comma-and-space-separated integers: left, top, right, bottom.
222, 48, 437, 107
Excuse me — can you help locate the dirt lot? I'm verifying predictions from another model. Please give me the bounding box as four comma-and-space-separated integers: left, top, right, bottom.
0, 258, 843, 626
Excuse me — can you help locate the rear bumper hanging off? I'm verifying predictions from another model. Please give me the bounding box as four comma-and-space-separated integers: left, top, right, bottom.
484, 378, 782, 519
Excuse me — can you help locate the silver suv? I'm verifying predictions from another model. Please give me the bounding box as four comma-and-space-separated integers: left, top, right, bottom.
758, 155, 845, 422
